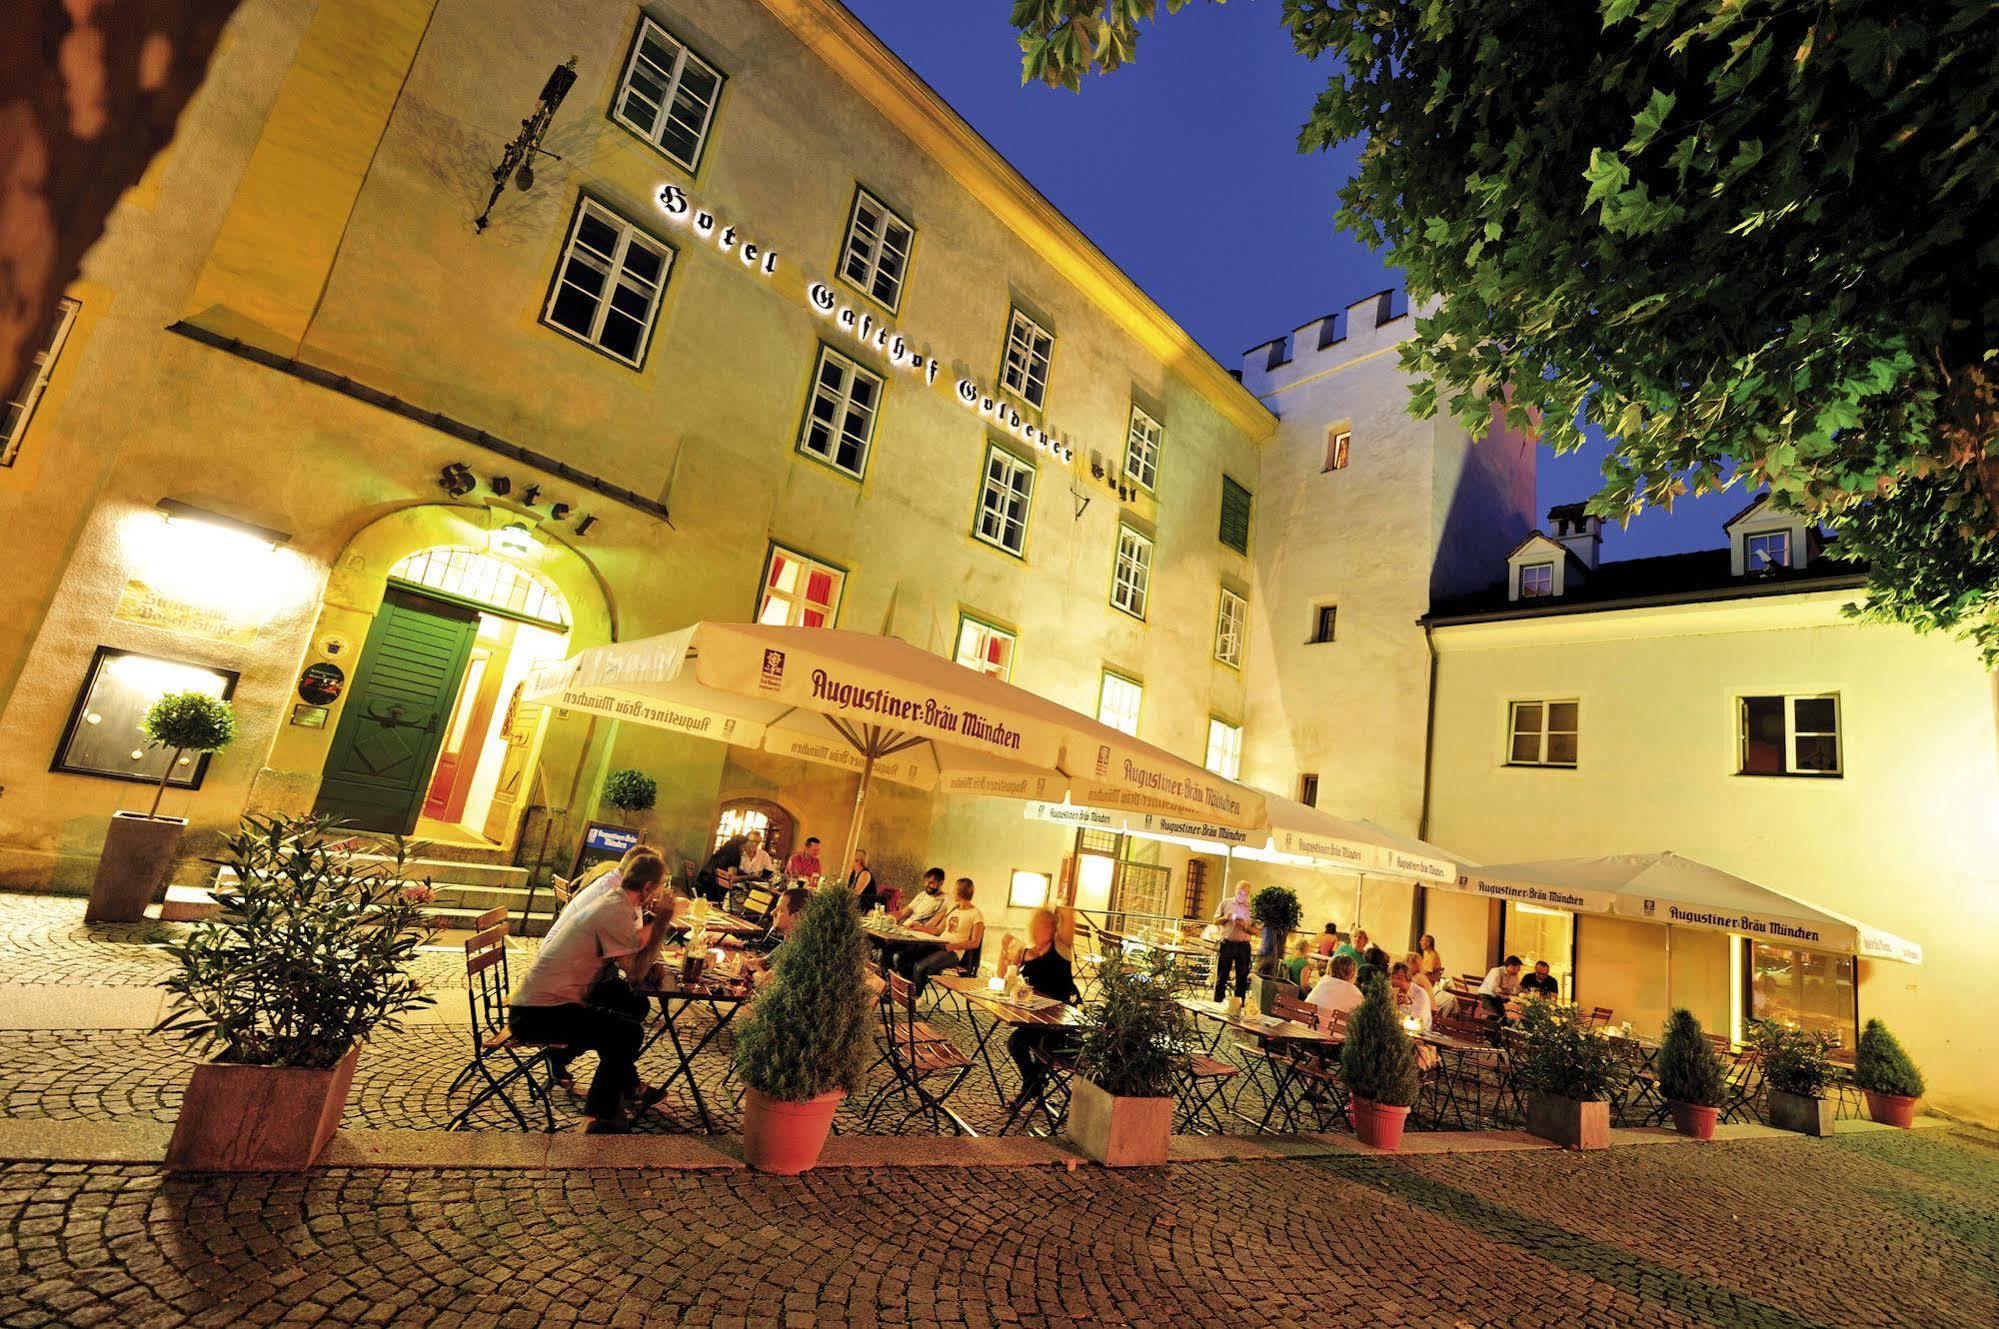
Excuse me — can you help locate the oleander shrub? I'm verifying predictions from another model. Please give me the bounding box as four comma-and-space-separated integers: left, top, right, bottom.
154, 815, 435, 1068
1518, 998, 1623, 1102
1752, 1019, 1835, 1099
1075, 948, 1192, 1098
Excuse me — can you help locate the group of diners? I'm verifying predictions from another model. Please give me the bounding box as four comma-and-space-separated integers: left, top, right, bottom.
1212, 882, 1443, 1034
868, 868, 984, 993
693, 826, 883, 902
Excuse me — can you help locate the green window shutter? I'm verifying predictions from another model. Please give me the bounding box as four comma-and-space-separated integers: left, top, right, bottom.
1219, 476, 1252, 554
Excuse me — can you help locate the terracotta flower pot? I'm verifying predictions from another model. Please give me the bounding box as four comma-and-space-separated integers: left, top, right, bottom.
1668, 1100, 1718, 1141
1067, 1075, 1173, 1167
1526, 1091, 1611, 1150
1349, 1095, 1411, 1151
166, 1043, 358, 1172
86, 811, 187, 923
1863, 1090, 1918, 1129
741, 1086, 844, 1174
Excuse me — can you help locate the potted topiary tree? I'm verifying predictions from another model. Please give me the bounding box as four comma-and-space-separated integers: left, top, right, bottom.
1753, 1019, 1837, 1137
734, 884, 873, 1173
1853, 1019, 1924, 1128
602, 768, 658, 827
1339, 974, 1421, 1150
1248, 885, 1302, 1014
154, 815, 435, 1170
1518, 998, 1621, 1149
87, 690, 237, 923
1068, 949, 1192, 1167
1655, 1008, 1726, 1140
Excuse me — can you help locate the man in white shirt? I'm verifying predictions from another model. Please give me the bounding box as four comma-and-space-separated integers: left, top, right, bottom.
1306, 953, 1365, 1026
1390, 961, 1433, 1032
895, 868, 949, 928
899, 878, 984, 994
511, 850, 674, 1133
565, 844, 655, 916
1477, 954, 1525, 1015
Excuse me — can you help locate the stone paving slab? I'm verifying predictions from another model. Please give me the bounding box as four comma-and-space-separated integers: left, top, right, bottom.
0, 983, 165, 1029
3, 1131, 1996, 1328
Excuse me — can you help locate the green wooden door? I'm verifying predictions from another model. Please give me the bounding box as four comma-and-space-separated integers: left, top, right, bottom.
314, 588, 481, 833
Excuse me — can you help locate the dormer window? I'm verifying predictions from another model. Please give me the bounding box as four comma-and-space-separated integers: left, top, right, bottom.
1744, 530, 1790, 574
1519, 562, 1555, 598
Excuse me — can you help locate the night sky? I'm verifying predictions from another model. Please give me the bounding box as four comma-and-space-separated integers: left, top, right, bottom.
841, 0, 1742, 558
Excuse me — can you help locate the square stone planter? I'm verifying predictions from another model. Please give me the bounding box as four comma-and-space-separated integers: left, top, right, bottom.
85, 812, 187, 923
1768, 1087, 1836, 1137
1526, 1091, 1610, 1150
166, 1044, 359, 1171
1067, 1076, 1173, 1168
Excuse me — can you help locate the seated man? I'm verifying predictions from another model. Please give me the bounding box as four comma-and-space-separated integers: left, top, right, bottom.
567, 843, 655, 915
510, 850, 675, 1133
1519, 959, 1561, 999
873, 866, 945, 972
1306, 953, 1365, 1026
1389, 961, 1433, 1032
785, 836, 824, 880
1478, 954, 1526, 1015
896, 878, 983, 994
1313, 923, 1341, 958
737, 830, 776, 881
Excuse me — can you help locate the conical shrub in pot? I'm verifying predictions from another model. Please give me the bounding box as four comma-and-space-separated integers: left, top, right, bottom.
1339, 975, 1420, 1150
1655, 1008, 1725, 1140
1853, 1019, 1924, 1128
733, 885, 872, 1173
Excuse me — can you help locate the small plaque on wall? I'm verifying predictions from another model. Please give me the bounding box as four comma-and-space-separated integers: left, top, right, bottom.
290, 704, 329, 729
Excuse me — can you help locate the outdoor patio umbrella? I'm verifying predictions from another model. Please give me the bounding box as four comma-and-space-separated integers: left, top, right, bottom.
1457, 851, 1922, 964
522, 621, 1266, 868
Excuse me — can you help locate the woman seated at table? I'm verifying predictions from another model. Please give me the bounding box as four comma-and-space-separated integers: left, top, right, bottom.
999, 907, 1082, 1108
1389, 961, 1434, 1032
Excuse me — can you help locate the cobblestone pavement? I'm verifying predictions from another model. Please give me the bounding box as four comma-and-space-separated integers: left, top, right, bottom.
0, 893, 530, 992
2, 1129, 1995, 1328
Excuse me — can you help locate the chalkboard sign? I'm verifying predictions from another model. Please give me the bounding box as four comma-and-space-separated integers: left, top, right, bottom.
570, 820, 640, 879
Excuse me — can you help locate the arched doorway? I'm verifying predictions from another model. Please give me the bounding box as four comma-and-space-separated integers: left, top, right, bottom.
311, 537, 582, 846
712, 797, 797, 865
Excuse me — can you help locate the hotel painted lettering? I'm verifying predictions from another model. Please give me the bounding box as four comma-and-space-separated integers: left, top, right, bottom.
658, 181, 1082, 466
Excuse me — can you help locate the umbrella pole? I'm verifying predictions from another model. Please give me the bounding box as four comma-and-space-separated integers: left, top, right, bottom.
840, 748, 876, 886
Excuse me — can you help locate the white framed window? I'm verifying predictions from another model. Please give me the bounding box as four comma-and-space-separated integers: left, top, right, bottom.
611, 16, 724, 171
1519, 562, 1555, 598
838, 187, 915, 311
1744, 531, 1791, 574
1097, 671, 1142, 737
1739, 694, 1840, 777
1507, 699, 1578, 768
1123, 404, 1161, 491
2, 298, 79, 466
974, 444, 1035, 557
1324, 426, 1351, 472
543, 198, 673, 367
999, 308, 1053, 409
757, 544, 843, 628
1214, 587, 1246, 668
954, 616, 1015, 681
798, 345, 881, 479
1111, 524, 1153, 620
1204, 718, 1242, 780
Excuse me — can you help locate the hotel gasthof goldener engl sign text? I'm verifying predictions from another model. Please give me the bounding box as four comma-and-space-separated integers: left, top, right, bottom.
657, 184, 1081, 466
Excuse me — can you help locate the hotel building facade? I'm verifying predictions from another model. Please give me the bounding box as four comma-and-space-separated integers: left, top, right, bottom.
1, 0, 1990, 1121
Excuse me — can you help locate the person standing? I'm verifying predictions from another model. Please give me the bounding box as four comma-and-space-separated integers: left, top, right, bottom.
509, 850, 675, 1133
695, 834, 747, 903
1211, 881, 1255, 1004
737, 830, 776, 880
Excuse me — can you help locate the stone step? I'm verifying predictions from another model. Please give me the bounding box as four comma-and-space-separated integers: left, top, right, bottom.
424, 880, 561, 915
350, 855, 531, 889
152, 884, 219, 923
425, 902, 558, 938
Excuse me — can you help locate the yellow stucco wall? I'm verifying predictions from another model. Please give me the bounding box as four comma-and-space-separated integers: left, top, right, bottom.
1427, 591, 1999, 1124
